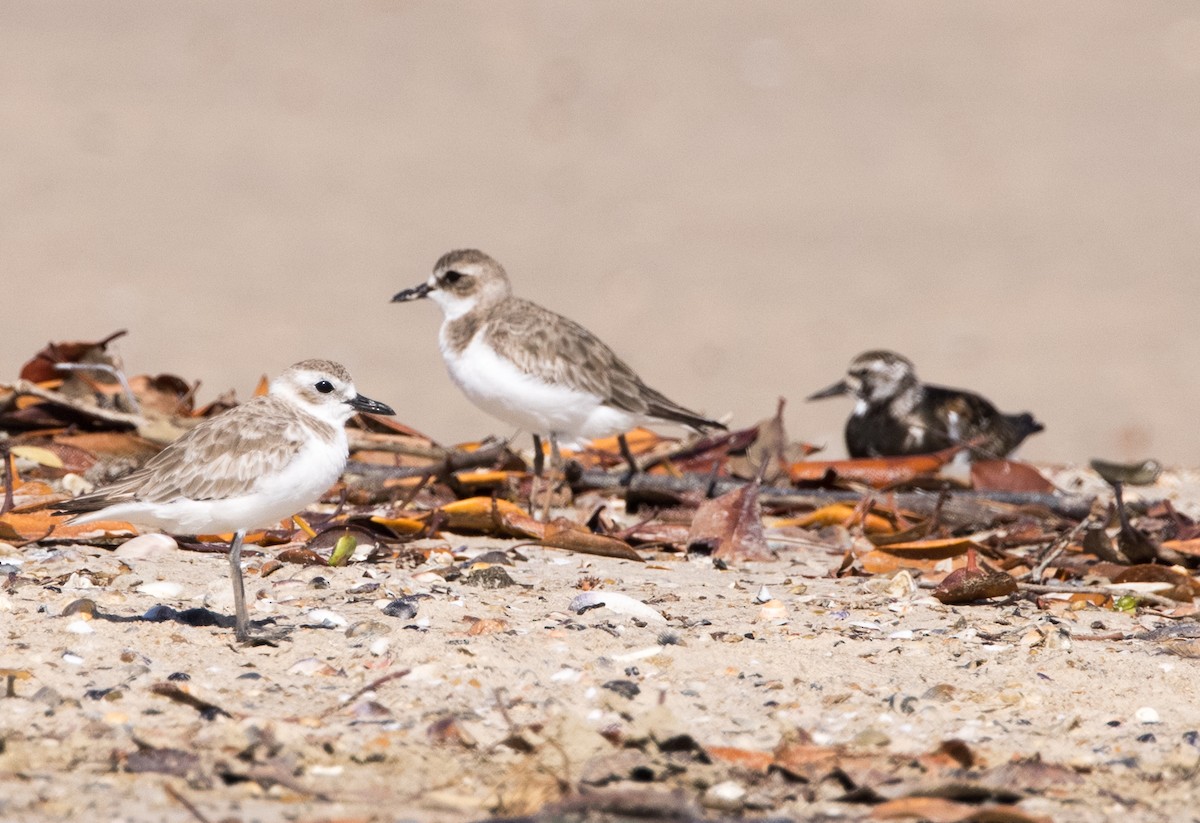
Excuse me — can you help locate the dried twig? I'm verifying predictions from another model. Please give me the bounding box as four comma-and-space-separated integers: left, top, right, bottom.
162, 783, 212, 823
574, 470, 1097, 520
1018, 581, 1179, 609
4, 379, 143, 427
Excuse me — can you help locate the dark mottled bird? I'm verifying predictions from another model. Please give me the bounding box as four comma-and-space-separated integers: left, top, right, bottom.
807, 350, 1044, 459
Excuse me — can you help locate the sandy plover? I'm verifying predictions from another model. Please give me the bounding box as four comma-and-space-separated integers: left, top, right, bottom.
56, 359, 395, 642
807, 350, 1044, 459
391, 249, 725, 474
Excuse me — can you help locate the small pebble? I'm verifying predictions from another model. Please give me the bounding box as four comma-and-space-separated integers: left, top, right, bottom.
382, 597, 421, 620
463, 566, 516, 589
288, 658, 337, 677
568, 592, 666, 624
1135, 707, 1161, 724
137, 581, 183, 599
754, 585, 772, 603
167, 672, 191, 682
66, 619, 94, 635
62, 598, 97, 618
346, 620, 390, 639
601, 680, 640, 700
62, 653, 84, 666
369, 637, 391, 656
756, 599, 788, 623
702, 780, 746, 812
304, 609, 348, 629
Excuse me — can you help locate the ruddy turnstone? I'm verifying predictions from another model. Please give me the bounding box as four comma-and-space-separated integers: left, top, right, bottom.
56, 359, 395, 642
391, 249, 724, 473
807, 350, 1043, 459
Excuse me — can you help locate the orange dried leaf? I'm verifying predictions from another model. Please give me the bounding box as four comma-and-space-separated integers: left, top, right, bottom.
438, 497, 543, 539
196, 531, 268, 543
860, 550, 967, 575
876, 537, 979, 559
774, 503, 894, 534
0, 512, 137, 542
454, 470, 516, 487
588, 427, 663, 455
1161, 538, 1200, 558
369, 515, 426, 535
788, 445, 963, 488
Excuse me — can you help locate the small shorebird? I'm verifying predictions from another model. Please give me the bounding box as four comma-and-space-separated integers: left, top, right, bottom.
391, 249, 725, 477
807, 350, 1043, 459
56, 359, 395, 642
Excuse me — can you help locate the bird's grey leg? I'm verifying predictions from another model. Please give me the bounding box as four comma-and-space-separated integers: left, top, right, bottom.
617, 432, 639, 485
531, 433, 545, 477
540, 434, 562, 522
228, 528, 249, 642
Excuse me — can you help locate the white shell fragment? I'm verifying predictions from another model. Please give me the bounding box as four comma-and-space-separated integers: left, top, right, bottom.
115, 534, 179, 560
136, 581, 183, 599
304, 609, 349, 629
1135, 707, 1161, 724
568, 591, 667, 624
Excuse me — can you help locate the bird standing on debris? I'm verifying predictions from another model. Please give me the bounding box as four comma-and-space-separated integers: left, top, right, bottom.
808, 350, 1043, 459
56, 359, 395, 642
391, 249, 725, 476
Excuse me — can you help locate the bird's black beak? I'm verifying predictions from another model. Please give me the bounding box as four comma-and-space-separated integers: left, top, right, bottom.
392, 282, 433, 302
806, 379, 851, 401
347, 393, 396, 415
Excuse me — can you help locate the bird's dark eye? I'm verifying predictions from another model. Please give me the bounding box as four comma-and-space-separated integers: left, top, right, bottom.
443, 270, 464, 285
315, 380, 334, 394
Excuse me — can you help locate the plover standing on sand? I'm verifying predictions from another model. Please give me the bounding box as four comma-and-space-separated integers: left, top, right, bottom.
807, 349, 1043, 459
391, 249, 725, 478
56, 359, 395, 642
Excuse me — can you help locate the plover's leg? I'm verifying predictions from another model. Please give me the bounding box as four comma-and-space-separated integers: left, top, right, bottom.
531, 433, 545, 477
617, 432, 640, 485
540, 434, 563, 522
228, 528, 250, 643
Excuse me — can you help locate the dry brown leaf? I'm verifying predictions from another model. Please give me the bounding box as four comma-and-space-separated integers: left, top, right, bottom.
437, 497, 544, 539
971, 460, 1055, 493
789, 445, 964, 488
876, 537, 979, 559
686, 480, 772, 563
539, 520, 643, 562
775, 503, 895, 534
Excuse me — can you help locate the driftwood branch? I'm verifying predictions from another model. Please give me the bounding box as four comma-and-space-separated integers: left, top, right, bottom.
345, 440, 518, 481
573, 470, 1098, 521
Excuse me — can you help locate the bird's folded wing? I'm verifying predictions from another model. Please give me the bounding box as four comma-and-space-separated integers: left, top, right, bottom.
62, 401, 311, 510
485, 299, 657, 416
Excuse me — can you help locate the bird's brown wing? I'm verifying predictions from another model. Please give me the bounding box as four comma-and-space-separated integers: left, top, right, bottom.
57, 398, 318, 512
484, 299, 723, 430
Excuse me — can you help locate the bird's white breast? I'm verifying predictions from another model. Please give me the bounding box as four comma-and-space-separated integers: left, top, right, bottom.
439, 332, 636, 448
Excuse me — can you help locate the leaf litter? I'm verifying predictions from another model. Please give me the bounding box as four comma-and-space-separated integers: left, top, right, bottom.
1, 334, 1199, 821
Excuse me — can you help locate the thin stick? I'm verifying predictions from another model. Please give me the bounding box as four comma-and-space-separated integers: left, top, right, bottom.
162, 783, 212, 823
228, 529, 249, 643
1018, 581, 1179, 609
0, 445, 13, 515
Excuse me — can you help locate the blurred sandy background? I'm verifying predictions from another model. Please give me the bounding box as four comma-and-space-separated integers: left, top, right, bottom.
3, 1, 1199, 463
